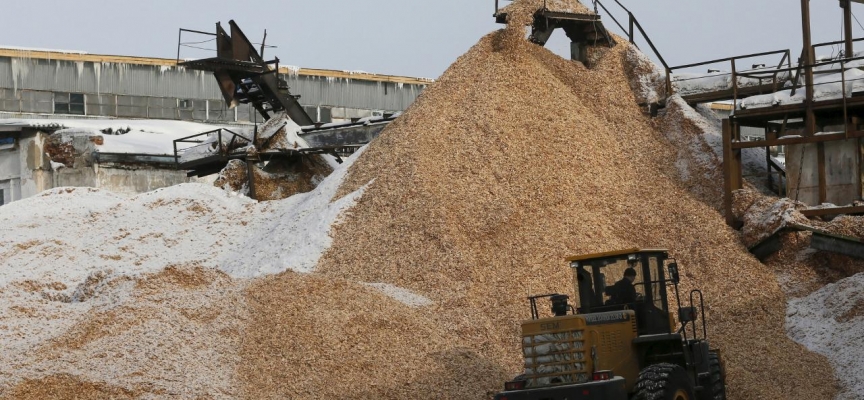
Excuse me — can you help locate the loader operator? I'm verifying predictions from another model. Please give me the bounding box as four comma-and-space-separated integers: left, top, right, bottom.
607, 267, 638, 305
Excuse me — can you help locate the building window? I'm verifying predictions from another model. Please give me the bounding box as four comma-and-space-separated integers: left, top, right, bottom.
0, 134, 14, 150
55, 92, 85, 115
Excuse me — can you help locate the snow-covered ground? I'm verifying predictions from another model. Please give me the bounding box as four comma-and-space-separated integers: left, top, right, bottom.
0, 145, 366, 291
787, 273, 864, 400
0, 142, 436, 396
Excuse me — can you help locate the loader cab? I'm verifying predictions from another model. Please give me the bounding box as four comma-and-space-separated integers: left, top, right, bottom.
568, 248, 673, 336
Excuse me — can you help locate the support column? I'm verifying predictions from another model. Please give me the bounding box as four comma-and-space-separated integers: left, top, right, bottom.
818, 142, 827, 204
802, 0, 817, 135
723, 119, 742, 227
246, 150, 259, 200
843, 0, 854, 58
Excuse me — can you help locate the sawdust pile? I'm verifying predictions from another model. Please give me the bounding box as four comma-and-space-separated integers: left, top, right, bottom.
298, 4, 835, 400
5, 374, 137, 400
215, 156, 333, 201
254, 155, 334, 201
239, 272, 505, 399
214, 159, 249, 192
2, 264, 248, 399
0, 0, 848, 398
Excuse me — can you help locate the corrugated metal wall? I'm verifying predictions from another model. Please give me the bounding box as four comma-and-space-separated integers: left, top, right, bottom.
0, 56, 427, 123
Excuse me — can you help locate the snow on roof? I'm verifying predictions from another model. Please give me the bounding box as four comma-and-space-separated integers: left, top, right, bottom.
0, 45, 87, 54
671, 67, 792, 98
0, 118, 249, 155
740, 68, 864, 110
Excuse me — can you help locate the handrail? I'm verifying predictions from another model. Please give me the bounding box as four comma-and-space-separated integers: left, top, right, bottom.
667, 48, 792, 107
176, 28, 217, 64
669, 49, 791, 72
813, 36, 864, 56
593, 1, 628, 36
173, 128, 253, 165
767, 156, 787, 197
594, 0, 671, 94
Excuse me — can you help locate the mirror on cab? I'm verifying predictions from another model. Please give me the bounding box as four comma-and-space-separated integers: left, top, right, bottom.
667, 262, 680, 284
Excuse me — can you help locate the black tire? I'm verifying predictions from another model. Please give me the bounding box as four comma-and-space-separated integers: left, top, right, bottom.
708, 352, 727, 400
632, 363, 695, 400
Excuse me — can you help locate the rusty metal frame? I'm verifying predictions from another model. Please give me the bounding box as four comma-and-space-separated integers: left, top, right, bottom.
176, 20, 313, 126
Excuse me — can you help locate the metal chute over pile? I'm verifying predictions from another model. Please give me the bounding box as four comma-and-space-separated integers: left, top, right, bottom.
172, 20, 398, 199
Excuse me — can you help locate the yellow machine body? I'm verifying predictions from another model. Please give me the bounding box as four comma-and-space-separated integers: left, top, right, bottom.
520, 311, 641, 393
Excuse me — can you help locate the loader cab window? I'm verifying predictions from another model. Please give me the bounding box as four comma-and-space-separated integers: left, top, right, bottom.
571, 251, 672, 335
599, 257, 646, 305
572, 253, 669, 310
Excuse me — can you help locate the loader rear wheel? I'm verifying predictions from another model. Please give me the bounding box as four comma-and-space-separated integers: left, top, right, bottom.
708, 352, 727, 400
632, 363, 694, 400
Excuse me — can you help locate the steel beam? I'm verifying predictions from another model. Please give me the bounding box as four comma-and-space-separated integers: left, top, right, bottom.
810, 231, 864, 259
800, 205, 864, 217
730, 132, 864, 150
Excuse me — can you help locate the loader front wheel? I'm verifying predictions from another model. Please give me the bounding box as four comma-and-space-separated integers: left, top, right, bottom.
632, 363, 694, 400
708, 352, 727, 400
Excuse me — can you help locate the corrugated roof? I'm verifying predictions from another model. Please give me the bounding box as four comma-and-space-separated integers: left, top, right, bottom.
0, 48, 434, 85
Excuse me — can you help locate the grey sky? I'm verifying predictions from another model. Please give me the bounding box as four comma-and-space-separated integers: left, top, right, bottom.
0, 1, 859, 78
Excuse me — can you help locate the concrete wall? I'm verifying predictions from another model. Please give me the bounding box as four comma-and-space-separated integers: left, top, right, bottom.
786, 138, 861, 206
0, 128, 213, 206
0, 130, 54, 204
53, 165, 202, 196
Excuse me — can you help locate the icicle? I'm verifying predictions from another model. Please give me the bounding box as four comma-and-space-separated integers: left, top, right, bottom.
75, 61, 85, 80
93, 62, 101, 95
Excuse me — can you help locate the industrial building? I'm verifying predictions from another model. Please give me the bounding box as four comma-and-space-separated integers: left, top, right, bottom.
0, 47, 429, 124
0, 46, 430, 205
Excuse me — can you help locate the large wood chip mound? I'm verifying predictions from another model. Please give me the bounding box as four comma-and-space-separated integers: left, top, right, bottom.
0, 0, 849, 398
300, 15, 837, 400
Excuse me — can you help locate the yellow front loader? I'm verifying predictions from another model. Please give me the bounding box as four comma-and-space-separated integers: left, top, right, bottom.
495, 249, 726, 400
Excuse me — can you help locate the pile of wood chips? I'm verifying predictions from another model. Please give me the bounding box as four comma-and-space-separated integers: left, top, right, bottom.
4, 1, 854, 398
299, 1, 833, 398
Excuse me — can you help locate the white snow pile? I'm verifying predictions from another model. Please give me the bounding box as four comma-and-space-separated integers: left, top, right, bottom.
0, 146, 368, 291
787, 272, 864, 400
0, 145, 375, 396
625, 46, 667, 105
